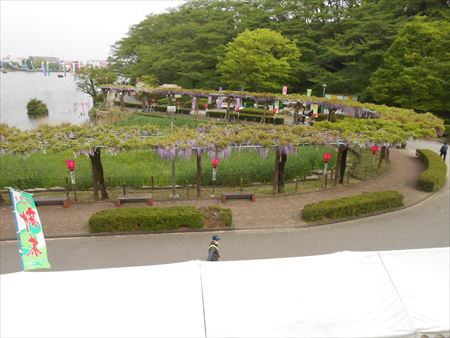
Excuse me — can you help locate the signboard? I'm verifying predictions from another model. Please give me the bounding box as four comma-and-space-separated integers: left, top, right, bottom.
70, 171, 76, 185
167, 106, 176, 113
307, 89, 312, 97
282, 86, 288, 95
212, 168, 217, 181
10, 189, 51, 271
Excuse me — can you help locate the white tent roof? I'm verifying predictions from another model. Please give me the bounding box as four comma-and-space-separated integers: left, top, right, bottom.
1, 248, 449, 338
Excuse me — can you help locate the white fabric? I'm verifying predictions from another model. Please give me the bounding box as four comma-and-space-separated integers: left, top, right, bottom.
1, 248, 449, 338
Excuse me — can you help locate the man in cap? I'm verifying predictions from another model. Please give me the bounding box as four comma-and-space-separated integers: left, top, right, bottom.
207, 235, 221, 261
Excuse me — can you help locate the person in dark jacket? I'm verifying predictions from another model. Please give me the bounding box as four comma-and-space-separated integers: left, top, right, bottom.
207, 235, 220, 261
440, 142, 448, 161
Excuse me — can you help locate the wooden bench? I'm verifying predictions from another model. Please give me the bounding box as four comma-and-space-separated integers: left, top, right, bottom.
115, 195, 154, 207
221, 192, 256, 203
34, 196, 70, 208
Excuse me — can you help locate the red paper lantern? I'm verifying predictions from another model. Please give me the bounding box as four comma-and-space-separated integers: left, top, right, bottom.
66, 159, 75, 171
211, 158, 219, 169
323, 152, 332, 163
371, 145, 379, 155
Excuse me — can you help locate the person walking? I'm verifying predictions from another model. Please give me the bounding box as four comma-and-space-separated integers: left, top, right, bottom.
440, 142, 448, 161
207, 235, 221, 261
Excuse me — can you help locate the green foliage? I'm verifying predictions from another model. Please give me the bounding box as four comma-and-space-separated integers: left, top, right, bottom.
26, 99, 48, 117
370, 17, 450, 114
0, 147, 334, 190
301, 191, 404, 222
416, 149, 447, 192
89, 206, 204, 233
217, 29, 301, 92
139, 74, 159, 87
239, 108, 272, 116
76, 66, 117, 104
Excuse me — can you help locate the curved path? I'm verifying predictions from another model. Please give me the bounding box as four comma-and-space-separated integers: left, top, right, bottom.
0, 140, 448, 274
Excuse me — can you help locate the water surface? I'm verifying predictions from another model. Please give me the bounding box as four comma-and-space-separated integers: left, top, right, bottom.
0, 71, 92, 129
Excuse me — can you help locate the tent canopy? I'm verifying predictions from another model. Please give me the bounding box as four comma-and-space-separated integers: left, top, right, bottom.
1, 248, 449, 337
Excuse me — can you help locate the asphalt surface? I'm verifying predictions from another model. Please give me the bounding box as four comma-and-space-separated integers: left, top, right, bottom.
1, 140, 448, 274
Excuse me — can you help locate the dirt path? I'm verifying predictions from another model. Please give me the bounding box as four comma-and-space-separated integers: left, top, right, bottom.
0, 148, 430, 240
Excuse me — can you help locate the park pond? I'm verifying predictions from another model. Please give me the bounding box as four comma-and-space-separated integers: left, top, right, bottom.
0, 71, 92, 129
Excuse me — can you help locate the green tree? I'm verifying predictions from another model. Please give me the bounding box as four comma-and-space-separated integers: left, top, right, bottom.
217, 28, 301, 92
139, 74, 160, 87
370, 17, 450, 113
76, 66, 117, 105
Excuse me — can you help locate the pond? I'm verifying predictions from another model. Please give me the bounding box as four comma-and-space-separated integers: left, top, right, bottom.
0, 71, 92, 129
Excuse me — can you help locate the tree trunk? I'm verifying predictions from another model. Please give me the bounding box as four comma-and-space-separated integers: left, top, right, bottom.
272, 146, 280, 194
378, 145, 387, 169
89, 147, 109, 201
196, 150, 202, 198
278, 152, 287, 193
328, 108, 337, 122
339, 146, 348, 184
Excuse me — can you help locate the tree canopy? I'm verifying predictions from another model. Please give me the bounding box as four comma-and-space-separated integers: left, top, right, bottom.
370, 17, 450, 114
109, 0, 450, 115
217, 29, 301, 92
76, 66, 117, 104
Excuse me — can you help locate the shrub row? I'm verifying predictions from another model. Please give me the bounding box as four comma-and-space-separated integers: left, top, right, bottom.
239, 108, 273, 116
206, 111, 284, 125
416, 149, 447, 192
89, 206, 203, 233
88, 205, 232, 233
301, 191, 404, 222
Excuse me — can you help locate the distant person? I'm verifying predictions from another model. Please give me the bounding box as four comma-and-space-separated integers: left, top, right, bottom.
440, 142, 448, 161
207, 235, 221, 261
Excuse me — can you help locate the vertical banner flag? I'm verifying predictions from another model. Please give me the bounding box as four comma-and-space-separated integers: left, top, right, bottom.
41, 61, 45, 76
208, 96, 212, 104
282, 86, 288, 95
47, 61, 51, 76
235, 97, 241, 111
10, 189, 51, 271
274, 100, 279, 113
313, 104, 319, 118
307, 89, 312, 97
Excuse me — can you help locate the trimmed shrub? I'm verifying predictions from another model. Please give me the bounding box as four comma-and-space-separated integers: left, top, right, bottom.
416, 149, 447, 192
200, 205, 233, 228
239, 108, 273, 116
27, 99, 49, 117
207, 111, 284, 124
89, 206, 204, 233
301, 191, 404, 222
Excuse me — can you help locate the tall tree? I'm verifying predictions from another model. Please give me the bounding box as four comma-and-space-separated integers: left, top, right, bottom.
370, 17, 450, 114
217, 28, 301, 91
76, 66, 116, 105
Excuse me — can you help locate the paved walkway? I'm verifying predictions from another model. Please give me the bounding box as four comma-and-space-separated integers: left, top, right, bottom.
0, 147, 431, 241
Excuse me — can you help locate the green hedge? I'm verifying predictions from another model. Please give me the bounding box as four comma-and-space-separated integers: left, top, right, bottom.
206, 111, 284, 124
416, 149, 447, 192
89, 206, 204, 233
239, 108, 273, 116
301, 191, 404, 222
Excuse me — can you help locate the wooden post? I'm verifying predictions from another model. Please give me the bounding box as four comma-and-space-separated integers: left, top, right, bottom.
272, 146, 280, 194
240, 178, 243, 192
196, 149, 202, 197
186, 180, 189, 199
151, 176, 154, 191
334, 146, 343, 186
65, 177, 70, 197
122, 184, 126, 196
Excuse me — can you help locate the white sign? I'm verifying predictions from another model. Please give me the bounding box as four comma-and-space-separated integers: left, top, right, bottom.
167, 106, 176, 113
212, 168, 217, 181
282, 86, 288, 95
70, 171, 76, 185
